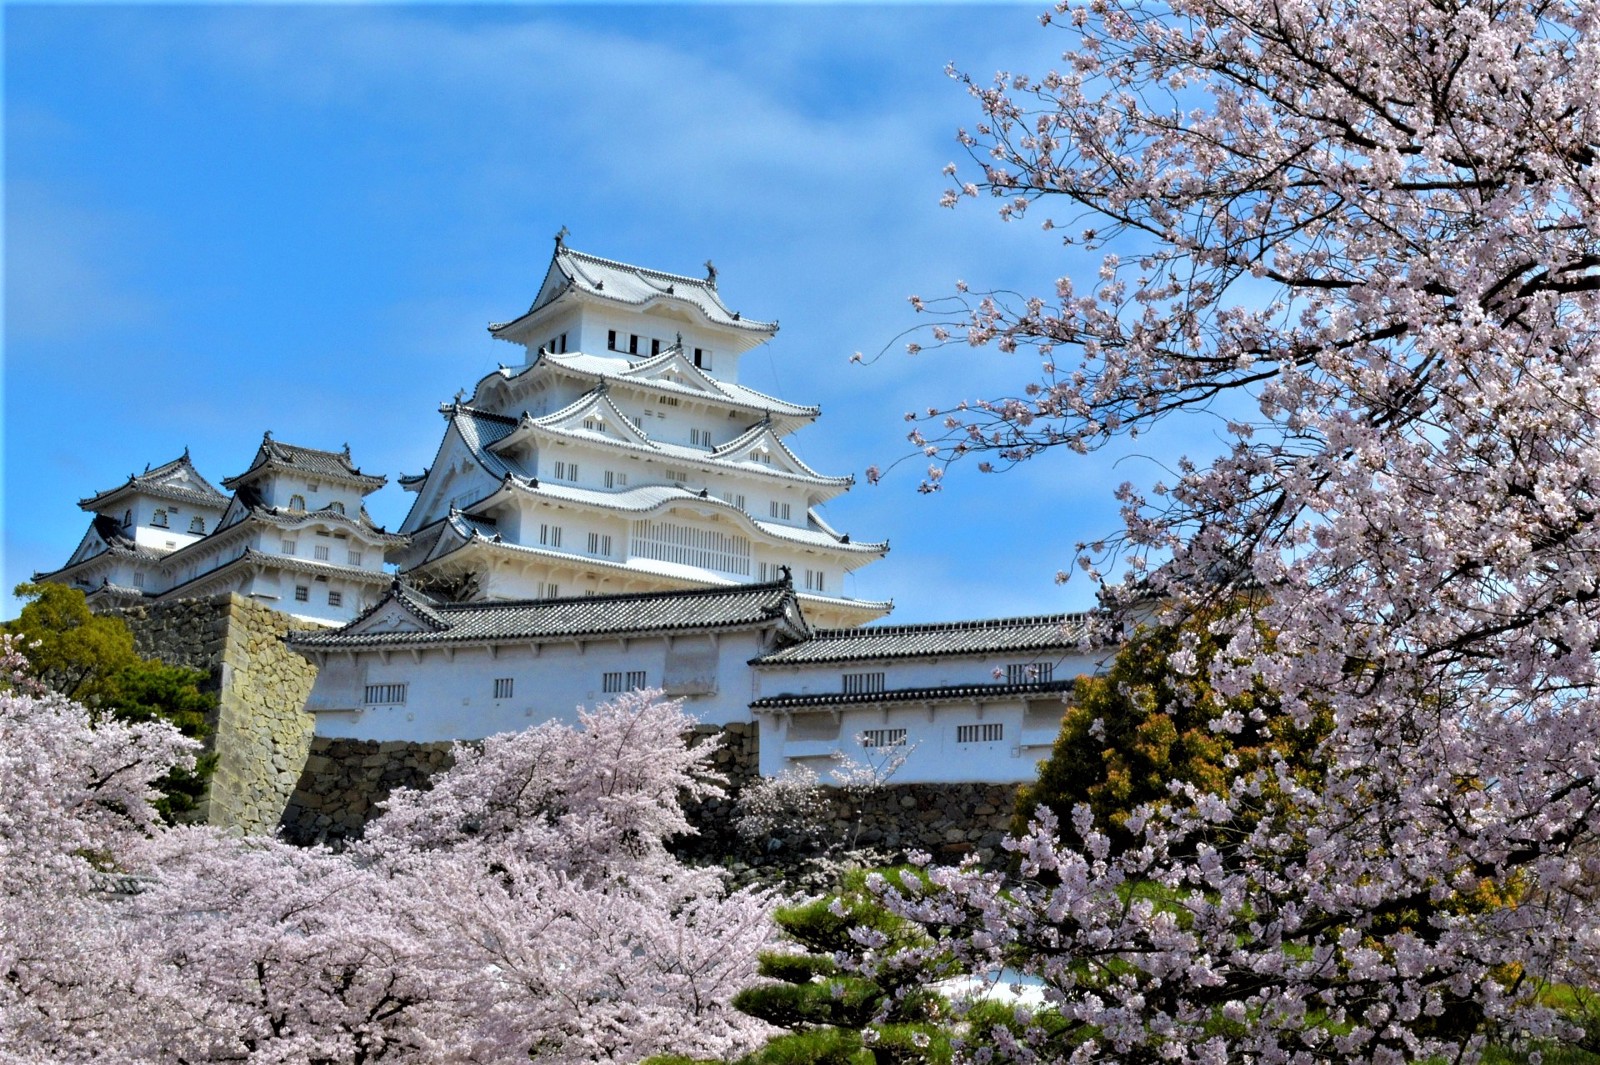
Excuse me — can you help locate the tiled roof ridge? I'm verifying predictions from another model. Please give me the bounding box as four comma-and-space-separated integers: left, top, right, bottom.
562, 247, 721, 291
423, 576, 794, 615
750, 677, 1077, 710
806, 611, 1098, 641
79, 451, 229, 510
442, 402, 518, 425
225, 433, 385, 489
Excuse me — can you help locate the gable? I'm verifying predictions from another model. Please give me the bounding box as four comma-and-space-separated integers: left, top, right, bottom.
345, 598, 446, 636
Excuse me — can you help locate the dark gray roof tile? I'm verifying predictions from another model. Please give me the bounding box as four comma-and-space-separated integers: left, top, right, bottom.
752, 613, 1103, 666
750, 678, 1077, 710
289, 579, 807, 649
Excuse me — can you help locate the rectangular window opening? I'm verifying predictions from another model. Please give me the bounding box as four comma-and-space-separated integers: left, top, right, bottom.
842, 671, 886, 695
956, 723, 1005, 744
364, 683, 407, 705
860, 728, 907, 749
494, 677, 514, 699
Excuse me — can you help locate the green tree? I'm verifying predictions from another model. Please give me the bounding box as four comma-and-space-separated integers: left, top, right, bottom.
1014, 603, 1325, 852
5, 581, 138, 702
732, 869, 954, 1065
7, 582, 217, 821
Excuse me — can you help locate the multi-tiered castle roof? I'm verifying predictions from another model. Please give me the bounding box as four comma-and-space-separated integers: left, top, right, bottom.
394, 241, 890, 627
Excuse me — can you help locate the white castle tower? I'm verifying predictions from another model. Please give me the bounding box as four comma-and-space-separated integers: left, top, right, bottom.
391, 239, 891, 627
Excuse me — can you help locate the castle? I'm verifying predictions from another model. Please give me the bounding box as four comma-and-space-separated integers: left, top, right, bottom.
39, 242, 1104, 804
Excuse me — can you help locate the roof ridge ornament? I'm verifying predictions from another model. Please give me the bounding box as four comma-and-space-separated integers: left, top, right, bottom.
704, 259, 717, 286
554, 225, 569, 248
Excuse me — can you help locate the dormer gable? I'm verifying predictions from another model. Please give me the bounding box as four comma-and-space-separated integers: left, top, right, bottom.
619, 347, 724, 396
341, 583, 450, 637
530, 391, 658, 447
714, 422, 845, 483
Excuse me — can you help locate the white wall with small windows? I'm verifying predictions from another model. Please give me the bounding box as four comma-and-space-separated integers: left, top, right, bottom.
750, 644, 1105, 783
303, 626, 773, 742
756, 694, 1077, 785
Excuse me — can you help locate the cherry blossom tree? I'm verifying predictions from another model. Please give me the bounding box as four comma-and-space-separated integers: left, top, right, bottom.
873, 0, 1600, 1060
1, 666, 775, 1064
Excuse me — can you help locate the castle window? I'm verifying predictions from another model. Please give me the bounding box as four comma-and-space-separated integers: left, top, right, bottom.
327, 590, 343, 607
583, 416, 603, 432
329, 501, 345, 515
628, 334, 639, 355
281, 539, 296, 555
289, 494, 306, 511
189, 516, 205, 534
294, 585, 309, 602
364, 683, 407, 705
842, 672, 885, 695
314, 545, 331, 561
659, 396, 679, 407
151, 509, 169, 528
123, 509, 133, 528
769, 501, 792, 521
605, 470, 628, 489
956, 723, 1004, 744
804, 568, 825, 592
537, 581, 559, 597
494, 677, 514, 699
133, 572, 145, 589
1005, 662, 1054, 684
608, 330, 617, 351
554, 460, 579, 483
860, 728, 907, 749
651, 338, 662, 356
602, 670, 648, 694
758, 561, 779, 582
690, 427, 715, 448
694, 348, 712, 370
539, 524, 562, 548
347, 550, 363, 566
587, 532, 613, 557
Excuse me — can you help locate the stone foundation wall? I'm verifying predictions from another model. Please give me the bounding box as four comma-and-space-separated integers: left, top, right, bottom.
107, 594, 321, 834
280, 737, 457, 846
278, 723, 1022, 867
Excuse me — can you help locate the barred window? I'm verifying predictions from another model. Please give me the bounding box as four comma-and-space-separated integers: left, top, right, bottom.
587, 532, 613, 557
281, 539, 296, 555
151, 509, 169, 528
327, 590, 343, 607
1005, 662, 1054, 684
956, 723, 1004, 744
294, 585, 309, 602
364, 683, 407, 705
493, 677, 514, 699
189, 516, 206, 534
842, 672, 885, 695
860, 728, 907, 749
314, 545, 331, 560
602, 671, 648, 694
347, 550, 363, 566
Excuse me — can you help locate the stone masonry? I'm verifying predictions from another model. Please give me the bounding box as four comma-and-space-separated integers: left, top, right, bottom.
107, 594, 321, 834
277, 720, 1022, 866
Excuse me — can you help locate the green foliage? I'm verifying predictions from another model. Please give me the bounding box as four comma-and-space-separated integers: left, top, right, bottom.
7, 582, 218, 822
5, 582, 138, 701
101, 658, 218, 821
734, 869, 955, 1065
1014, 602, 1326, 852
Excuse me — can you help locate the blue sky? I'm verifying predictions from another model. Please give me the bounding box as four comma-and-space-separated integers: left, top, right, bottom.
5, 4, 1207, 623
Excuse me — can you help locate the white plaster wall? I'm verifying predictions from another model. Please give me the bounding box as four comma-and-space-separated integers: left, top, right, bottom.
307, 627, 772, 742
758, 694, 1070, 785
753, 648, 1104, 701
